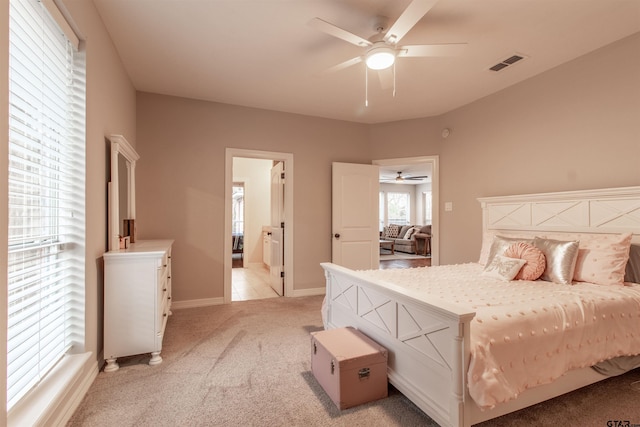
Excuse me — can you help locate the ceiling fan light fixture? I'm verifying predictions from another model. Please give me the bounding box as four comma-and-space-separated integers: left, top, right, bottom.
365, 46, 395, 70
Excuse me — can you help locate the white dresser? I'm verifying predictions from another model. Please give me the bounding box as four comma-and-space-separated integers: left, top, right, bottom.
103, 239, 173, 372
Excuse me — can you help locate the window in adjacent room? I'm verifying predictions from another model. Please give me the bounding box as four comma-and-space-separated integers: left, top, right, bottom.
379, 191, 411, 228
7, 0, 86, 411
232, 184, 245, 235
422, 191, 432, 225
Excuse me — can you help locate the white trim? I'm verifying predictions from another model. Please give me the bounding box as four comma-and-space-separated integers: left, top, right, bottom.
292, 287, 326, 297
225, 148, 294, 303
8, 352, 96, 427
171, 297, 225, 310
42, 0, 79, 49
373, 156, 439, 265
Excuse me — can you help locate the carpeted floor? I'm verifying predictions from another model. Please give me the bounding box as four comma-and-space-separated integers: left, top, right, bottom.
68, 296, 640, 426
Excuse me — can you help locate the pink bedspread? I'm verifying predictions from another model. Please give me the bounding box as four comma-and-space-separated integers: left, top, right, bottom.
360, 263, 640, 409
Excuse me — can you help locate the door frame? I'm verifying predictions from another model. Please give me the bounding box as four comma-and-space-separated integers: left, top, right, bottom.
373, 155, 439, 266
224, 148, 294, 303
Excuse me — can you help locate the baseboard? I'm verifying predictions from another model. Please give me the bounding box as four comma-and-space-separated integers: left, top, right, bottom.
291, 287, 325, 297
171, 297, 225, 310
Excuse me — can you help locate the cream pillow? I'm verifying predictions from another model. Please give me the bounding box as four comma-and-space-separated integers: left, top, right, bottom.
533, 237, 579, 284
573, 232, 632, 286
481, 255, 527, 281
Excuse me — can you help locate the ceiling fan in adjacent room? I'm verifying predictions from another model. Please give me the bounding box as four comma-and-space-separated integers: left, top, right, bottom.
309, 0, 467, 89
381, 171, 429, 183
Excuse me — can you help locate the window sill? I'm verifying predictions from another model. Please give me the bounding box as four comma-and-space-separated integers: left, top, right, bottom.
8, 352, 97, 427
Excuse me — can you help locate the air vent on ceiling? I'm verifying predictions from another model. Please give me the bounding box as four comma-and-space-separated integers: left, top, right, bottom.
488, 53, 527, 72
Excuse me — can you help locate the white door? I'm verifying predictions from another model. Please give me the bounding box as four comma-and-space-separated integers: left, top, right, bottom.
332, 162, 380, 270
270, 162, 285, 295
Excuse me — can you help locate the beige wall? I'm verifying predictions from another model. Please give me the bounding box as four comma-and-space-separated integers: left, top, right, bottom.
136, 32, 640, 305
135, 93, 370, 301
370, 32, 640, 265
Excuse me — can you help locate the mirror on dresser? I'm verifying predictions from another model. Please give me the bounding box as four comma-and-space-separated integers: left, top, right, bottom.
108, 134, 139, 251
104, 134, 174, 371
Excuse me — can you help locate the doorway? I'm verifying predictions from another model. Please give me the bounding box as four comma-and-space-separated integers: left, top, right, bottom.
374, 156, 439, 267
224, 148, 294, 304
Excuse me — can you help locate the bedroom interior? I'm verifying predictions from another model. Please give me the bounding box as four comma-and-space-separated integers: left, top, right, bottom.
1, 0, 639, 426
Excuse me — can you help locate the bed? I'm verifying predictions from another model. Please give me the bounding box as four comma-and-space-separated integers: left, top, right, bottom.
320, 186, 640, 427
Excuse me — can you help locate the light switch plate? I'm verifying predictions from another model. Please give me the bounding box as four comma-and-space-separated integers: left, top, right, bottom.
444, 202, 453, 212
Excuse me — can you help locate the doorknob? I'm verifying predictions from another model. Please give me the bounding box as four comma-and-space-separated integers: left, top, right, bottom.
334, 233, 340, 239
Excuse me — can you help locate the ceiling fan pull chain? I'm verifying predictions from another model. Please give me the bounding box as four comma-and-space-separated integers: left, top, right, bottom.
393, 62, 396, 98
365, 65, 369, 107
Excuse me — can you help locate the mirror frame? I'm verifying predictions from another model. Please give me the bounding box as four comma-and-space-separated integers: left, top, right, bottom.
109, 134, 140, 251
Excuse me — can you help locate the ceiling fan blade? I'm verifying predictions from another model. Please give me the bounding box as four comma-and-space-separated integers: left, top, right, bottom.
308, 17, 372, 47
377, 68, 394, 90
384, 0, 439, 45
398, 43, 468, 57
405, 175, 429, 180
323, 56, 363, 74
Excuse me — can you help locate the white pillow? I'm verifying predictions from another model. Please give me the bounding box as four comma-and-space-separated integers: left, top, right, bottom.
404, 226, 421, 240
481, 255, 526, 281
533, 237, 579, 284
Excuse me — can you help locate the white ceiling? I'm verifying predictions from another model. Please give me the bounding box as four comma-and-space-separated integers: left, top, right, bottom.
91, 0, 640, 124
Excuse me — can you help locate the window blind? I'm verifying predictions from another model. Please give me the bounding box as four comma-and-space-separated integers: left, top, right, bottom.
7, 0, 85, 410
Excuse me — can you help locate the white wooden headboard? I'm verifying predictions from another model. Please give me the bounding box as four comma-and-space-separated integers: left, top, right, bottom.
478, 186, 640, 243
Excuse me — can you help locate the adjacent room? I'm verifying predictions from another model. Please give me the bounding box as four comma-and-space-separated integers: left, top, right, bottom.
1, 0, 639, 426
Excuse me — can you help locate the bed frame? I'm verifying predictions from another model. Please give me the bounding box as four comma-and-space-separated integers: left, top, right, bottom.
320, 186, 640, 427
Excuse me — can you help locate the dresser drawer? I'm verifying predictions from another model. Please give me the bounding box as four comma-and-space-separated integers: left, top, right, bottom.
103, 239, 174, 372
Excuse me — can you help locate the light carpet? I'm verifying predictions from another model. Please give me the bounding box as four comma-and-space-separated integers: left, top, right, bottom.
68, 295, 640, 426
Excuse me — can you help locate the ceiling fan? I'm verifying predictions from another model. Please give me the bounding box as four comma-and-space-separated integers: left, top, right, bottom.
309, 0, 467, 81
381, 171, 429, 183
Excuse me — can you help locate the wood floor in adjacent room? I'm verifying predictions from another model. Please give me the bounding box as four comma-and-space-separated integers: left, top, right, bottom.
379, 257, 431, 269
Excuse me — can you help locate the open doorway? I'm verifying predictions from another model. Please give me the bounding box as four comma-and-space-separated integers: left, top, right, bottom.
374, 156, 439, 268
230, 163, 277, 300
224, 148, 294, 304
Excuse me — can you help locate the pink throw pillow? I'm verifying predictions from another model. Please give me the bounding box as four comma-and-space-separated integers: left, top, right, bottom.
573, 233, 632, 286
504, 242, 546, 281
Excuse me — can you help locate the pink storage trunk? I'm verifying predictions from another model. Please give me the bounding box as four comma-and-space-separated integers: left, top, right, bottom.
311, 326, 388, 410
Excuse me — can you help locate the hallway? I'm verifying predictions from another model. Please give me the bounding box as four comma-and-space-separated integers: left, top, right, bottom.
232, 260, 279, 301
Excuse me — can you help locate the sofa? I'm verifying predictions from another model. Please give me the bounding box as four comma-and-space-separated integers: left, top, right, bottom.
381, 224, 431, 254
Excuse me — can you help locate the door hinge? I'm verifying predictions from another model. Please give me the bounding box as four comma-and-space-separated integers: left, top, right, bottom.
281, 222, 285, 229
280, 271, 285, 278
281, 172, 285, 179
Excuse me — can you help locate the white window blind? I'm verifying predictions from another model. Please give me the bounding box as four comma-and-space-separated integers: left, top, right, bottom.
7, 0, 85, 410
